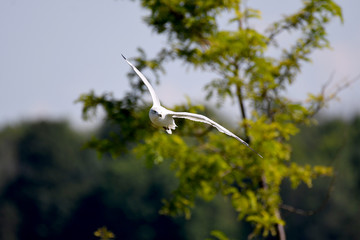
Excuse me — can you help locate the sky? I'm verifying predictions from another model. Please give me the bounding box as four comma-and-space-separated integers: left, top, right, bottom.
1, 0, 359, 130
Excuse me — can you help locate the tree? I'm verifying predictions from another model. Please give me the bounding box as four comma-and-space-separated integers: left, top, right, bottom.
77, 0, 345, 239
0, 121, 100, 240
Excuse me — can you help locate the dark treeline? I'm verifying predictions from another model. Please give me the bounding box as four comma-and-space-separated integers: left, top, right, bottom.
0, 117, 359, 239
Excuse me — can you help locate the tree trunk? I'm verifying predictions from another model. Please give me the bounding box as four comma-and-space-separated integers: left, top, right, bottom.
260, 176, 286, 240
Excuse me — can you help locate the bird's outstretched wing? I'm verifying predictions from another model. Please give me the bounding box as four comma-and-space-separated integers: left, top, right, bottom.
122, 54, 161, 106
170, 111, 263, 158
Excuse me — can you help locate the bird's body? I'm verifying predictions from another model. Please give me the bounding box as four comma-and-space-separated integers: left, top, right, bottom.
122, 54, 263, 158
149, 105, 177, 134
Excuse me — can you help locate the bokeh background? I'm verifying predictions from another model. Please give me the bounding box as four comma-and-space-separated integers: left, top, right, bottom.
1, 0, 360, 239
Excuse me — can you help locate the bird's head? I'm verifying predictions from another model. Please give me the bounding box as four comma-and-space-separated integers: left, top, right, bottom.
149, 107, 163, 118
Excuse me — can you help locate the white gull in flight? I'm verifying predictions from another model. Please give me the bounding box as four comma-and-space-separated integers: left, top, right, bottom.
122, 54, 263, 158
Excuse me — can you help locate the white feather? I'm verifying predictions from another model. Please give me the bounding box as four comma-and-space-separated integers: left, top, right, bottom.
122, 54, 160, 106
170, 111, 263, 158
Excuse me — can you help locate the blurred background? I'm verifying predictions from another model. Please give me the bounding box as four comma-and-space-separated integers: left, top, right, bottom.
1, 0, 360, 239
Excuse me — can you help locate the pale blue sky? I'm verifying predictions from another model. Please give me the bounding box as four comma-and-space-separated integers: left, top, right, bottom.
1, 0, 359, 129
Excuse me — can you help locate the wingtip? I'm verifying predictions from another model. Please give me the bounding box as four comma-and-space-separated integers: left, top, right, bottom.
121, 54, 126, 60
252, 148, 263, 159
245, 142, 263, 158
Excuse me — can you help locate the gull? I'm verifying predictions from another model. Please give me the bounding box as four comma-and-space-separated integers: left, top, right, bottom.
122, 54, 263, 158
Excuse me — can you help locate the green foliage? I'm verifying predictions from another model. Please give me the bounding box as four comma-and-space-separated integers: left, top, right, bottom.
94, 226, 115, 240
208, 230, 229, 240
77, 0, 344, 238
76, 91, 153, 157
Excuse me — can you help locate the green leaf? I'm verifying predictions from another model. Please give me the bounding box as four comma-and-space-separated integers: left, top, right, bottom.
209, 230, 229, 240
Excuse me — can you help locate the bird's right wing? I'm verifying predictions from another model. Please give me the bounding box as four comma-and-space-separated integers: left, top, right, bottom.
170, 111, 263, 158
122, 54, 161, 106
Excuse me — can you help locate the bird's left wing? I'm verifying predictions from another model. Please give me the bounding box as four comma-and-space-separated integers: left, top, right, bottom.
170, 111, 263, 158
122, 54, 161, 106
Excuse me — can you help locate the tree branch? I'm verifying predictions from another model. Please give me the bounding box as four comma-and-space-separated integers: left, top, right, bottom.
236, 84, 249, 141
308, 74, 360, 117
280, 173, 336, 216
